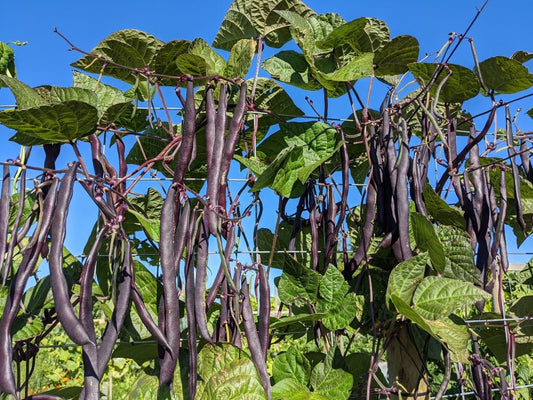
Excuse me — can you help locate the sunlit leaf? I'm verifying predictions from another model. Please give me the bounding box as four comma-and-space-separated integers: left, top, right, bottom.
374, 35, 419, 76
477, 56, 533, 94
410, 213, 445, 273
225, 39, 256, 78
386, 252, 428, 307
412, 276, 490, 320
0, 75, 46, 109
319, 17, 390, 53
213, 0, 316, 50
262, 50, 321, 90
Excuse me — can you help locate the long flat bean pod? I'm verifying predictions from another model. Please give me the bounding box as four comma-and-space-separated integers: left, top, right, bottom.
194, 215, 213, 343
173, 80, 196, 184
394, 118, 412, 261
96, 239, 132, 377
158, 185, 181, 385
0, 165, 10, 274
257, 263, 270, 360
0, 178, 58, 396
505, 106, 526, 231
241, 278, 271, 399
79, 226, 108, 400
49, 162, 92, 346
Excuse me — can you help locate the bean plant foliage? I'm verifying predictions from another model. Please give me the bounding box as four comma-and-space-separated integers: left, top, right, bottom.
0, 0, 533, 399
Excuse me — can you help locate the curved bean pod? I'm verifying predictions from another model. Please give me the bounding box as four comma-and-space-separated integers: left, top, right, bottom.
0, 165, 10, 274
194, 216, 213, 343
49, 162, 92, 346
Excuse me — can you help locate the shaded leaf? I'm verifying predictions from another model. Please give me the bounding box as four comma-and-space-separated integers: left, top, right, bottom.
0, 101, 98, 145
410, 213, 445, 273
270, 313, 327, 330
0, 75, 46, 109
277, 259, 321, 306
0, 42, 16, 83
374, 35, 419, 76
512, 50, 533, 64
477, 56, 533, 94
423, 183, 465, 229
71, 29, 163, 84
319, 17, 389, 53
408, 62, 480, 103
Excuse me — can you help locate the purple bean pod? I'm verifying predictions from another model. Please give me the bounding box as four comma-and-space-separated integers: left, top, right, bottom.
49, 163, 93, 346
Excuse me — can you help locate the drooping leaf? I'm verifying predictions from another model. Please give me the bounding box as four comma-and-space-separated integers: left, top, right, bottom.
213, 0, 316, 50
317, 291, 360, 331
408, 62, 480, 103
319, 17, 390, 53
150, 39, 191, 85
125, 188, 164, 242
436, 225, 480, 285
196, 343, 267, 399
71, 29, 163, 84
0, 75, 47, 109
277, 258, 321, 306
412, 276, 490, 320
511, 50, 533, 64
225, 39, 256, 78
262, 50, 322, 90
386, 253, 428, 307
12, 316, 44, 341
410, 213, 445, 273
374, 35, 419, 76
270, 313, 327, 330
272, 346, 311, 385
477, 56, 533, 94
0, 100, 98, 145
0, 42, 16, 82
422, 183, 465, 229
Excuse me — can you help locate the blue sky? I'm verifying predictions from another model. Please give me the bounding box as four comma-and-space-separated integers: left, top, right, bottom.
1, 0, 533, 263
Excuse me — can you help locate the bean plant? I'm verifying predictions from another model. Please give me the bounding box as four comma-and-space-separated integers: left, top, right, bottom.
1, 0, 533, 399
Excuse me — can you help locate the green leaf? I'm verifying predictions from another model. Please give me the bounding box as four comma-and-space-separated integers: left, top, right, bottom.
71, 29, 163, 84
270, 313, 327, 330
319, 17, 390, 53
410, 213, 445, 273
225, 39, 256, 78
12, 315, 44, 341
374, 35, 419, 76
0, 75, 47, 109
126, 188, 163, 242
277, 259, 321, 306
126, 375, 159, 399
246, 77, 304, 138
213, 0, 316, 50
309, 353, 353, 399
512, 50, 533, 64
412, 276, 490, 320
422, 183, 465, 229
386, 253, 428, 307
175, 53, 207, 78
0, 42, 16, 82
319, 267, 349, 303
262, 50, 322, 91
112, 342, 157, 366
273, 347, 311, 385
150, 39, 191, 85
436, 225, 480, 285
22, 276, 52, 316
196, 343, 267, 399
272, 378, 320, 400
408, 62, 480, 103
317, 292, 359, 331
72, 71, 133, 125
252, 122, 339, 197
322, 53, 374, 82
189, 38, 227, 76
0, 101, 98, 145
477, 56, 533, 94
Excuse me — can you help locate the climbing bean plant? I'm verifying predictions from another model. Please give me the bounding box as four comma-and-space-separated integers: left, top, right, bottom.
1, 0, 533, 399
